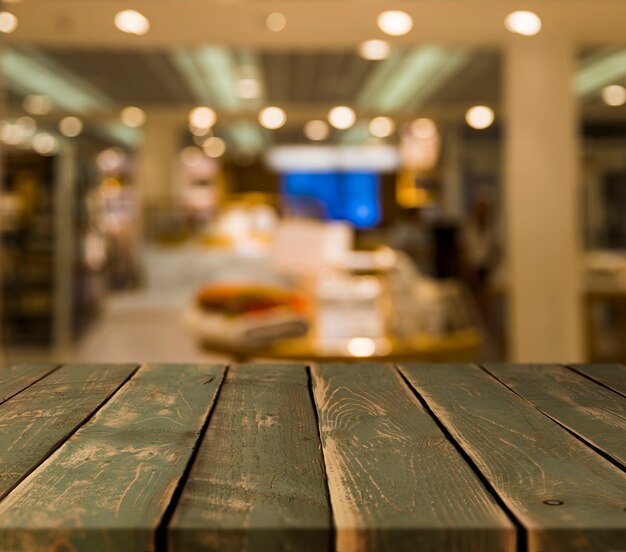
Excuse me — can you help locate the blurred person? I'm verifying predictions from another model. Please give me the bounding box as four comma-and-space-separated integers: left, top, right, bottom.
461, 194, 499, 319
386, 208, 434, 276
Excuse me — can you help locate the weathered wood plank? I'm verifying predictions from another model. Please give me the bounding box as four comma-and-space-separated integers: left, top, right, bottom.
484, 363, 626, 468
311, 363, 515, 552
0, 363, 137, 500
570, 363, 626, 397
169, 364, 331, 552
0, 363, 225, 552
0, 364, 59, 404
400, 363, 626, 552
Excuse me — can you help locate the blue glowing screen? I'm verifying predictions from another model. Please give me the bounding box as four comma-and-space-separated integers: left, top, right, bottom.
281, 172, 381, 228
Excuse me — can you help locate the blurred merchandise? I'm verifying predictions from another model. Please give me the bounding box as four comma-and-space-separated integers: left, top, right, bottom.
183, 284, 309, 346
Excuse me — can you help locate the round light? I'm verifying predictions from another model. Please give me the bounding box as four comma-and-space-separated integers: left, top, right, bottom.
189, 107, 217, 130
114, 10, 150, 36
236, 78, 261, 99
465, 106, 495, 130
23, 94, 52, 116
504, 10, 542, 37
259, 106, 286, 130
328, 106, 356, 130
347, 337, 377, 358
202, 136, 226, 158
59, 116, 83, 137
16, 116, 36, 138
304, 120, 330, 141
96, 148, 125, 172
1, 123, 23, 145
358, 39, 391, 61
410, 118, 437, 139
377, 11, 413, 36
369, 116, 395, 138
32, 133, 59, 156
181, 146, 205, 168
120, 106, 146, 128
266, 12, 287, 32
0, 11, 18, 34
601, 85, 626, 107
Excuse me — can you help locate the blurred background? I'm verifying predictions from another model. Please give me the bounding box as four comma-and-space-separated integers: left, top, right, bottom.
1, 0, 625, 366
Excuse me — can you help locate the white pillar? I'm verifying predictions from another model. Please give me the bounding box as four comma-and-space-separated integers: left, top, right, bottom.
505, 36, 584, 362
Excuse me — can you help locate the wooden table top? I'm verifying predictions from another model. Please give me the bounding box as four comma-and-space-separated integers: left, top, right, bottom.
0, 362, 624, 552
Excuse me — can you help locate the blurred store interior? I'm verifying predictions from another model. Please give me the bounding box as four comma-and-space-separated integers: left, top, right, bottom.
1, 1, 626, 366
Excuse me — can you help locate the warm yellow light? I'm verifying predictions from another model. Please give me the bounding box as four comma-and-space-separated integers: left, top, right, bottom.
97, 148, 125, 172
465, 106, 495, 130
377, 11, 413, 36
236, 78, 261, 99
266, 12, 287, 32
59, 116, 83, 137
0, 11, 18, 34
23, 95, 52, 116
410, 118, 437, 139
32, 133, 59, 156
189, 107, 217, 130
304, 120, 330, 141
328, 106, 356, 130
358, 39, 391, 61
602, 85, 626, 107
16, 116, 36, 138
347, 337, 377, 358
259, 106, 286, 130
504, 10, 542, 36
203, 136, 226, 158
369, 116, 395, 138
114, 10, 150, 35
120, 106, 146, 128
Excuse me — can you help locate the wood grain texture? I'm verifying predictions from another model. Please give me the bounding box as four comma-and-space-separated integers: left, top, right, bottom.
169, 364, 331, 552
0, 363, 225, 552
0, 364, 59, 404
570, 364, 626, 397
311, 363, 515, 552
400, 363, 626, 552
0, 363, 136, 500
484, 363, 626, 468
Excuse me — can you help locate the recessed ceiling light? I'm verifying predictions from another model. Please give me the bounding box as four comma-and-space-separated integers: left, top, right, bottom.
120, 106, 146, 128
0, 11, 18, 34
358, 40, 391, 61
377, 11, 413, 37
328, 106, 356, 130
602, 85, 626, 107
369, 117, 395, 138
465, 106, 495, 130
410, 118, 437, 139
266, 12, 287, 32
236, 78, 262, 99
203, 136, 226, 158
23, 94, 52, 116
259, 106, 286, 130
59, 116, 83, 137
114, 10, 150, 36
189, 107, 217, 130
304, 120, 330, 141
504, 11, 542, 36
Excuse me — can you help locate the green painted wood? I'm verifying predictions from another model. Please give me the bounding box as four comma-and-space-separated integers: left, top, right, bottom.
0, 364, 59, 404
484, 363, 626, 468
0, 363, 226, 552
169, 364, 331, 552
400, 363, 626, 552
0, 363, 136, 500
570, 364, 626, 397
311, 363, 515, 552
